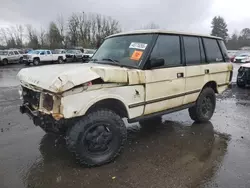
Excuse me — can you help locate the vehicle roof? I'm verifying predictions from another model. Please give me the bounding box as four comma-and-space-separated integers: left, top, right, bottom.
241, 63, 250, 68
106, 29, 222, 40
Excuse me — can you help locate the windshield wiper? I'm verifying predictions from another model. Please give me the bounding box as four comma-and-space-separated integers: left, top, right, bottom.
102, 58, 120, 63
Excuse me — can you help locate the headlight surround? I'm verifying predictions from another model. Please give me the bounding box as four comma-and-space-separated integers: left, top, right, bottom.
42, 93, 54, 111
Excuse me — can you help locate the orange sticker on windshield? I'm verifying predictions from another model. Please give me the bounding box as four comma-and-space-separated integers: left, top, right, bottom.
130, 50, 143, 61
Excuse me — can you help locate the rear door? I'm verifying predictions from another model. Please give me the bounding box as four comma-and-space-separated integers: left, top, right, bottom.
143, 34, 186, 115
203, 38, 230, 93
182, 36, 206, 104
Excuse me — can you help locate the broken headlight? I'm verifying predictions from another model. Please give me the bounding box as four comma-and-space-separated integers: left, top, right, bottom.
42, 93, 54, 111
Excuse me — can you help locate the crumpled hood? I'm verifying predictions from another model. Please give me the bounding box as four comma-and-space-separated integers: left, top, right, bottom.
17, 63, 129, 93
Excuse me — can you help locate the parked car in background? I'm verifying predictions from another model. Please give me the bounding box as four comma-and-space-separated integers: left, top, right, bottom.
53, 49, 66, 54
234, 52, 250, 63
65, 49, 83, 62
0, 50, 23, 65
237, 63, 250, 88
82, 49, 96, 62
227, 50, 238, 62
23, 49, 66, 66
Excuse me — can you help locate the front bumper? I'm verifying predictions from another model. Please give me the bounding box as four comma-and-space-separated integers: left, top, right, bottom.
20, 104, 40, 126
20, 104, 66, 132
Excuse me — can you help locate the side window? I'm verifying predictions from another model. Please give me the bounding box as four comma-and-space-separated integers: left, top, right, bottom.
218, 40, 229, 62
47, 51, 51, 54
203, 38, 223, 62
183, 36, 200, 65
14, 51, 19, 55
199, 38, 206, 63
150, 35, 181, 67
9, 51, 14, 55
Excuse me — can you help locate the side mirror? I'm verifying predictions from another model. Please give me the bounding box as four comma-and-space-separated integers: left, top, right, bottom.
150, 58, 165, 68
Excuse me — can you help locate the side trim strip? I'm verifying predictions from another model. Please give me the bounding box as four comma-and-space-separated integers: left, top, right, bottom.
128, 102, 195, 123
128, 89, 201, 108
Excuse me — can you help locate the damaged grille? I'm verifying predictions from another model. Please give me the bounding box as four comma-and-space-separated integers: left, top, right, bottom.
22, 86, 40, 108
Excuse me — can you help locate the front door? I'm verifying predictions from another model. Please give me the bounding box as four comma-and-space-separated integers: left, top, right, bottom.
143, 34, 186, 115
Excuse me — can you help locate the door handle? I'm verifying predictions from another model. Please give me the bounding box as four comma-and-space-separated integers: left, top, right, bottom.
177, 72, 184, 78
205, 69, 209, 74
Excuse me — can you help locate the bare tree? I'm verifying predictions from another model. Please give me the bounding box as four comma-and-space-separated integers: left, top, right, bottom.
68, 13, 80, 47
56, 14, 66, 46
26, 25, 40, 49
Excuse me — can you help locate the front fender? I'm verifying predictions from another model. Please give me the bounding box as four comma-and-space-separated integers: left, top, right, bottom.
61, 85, 145, 119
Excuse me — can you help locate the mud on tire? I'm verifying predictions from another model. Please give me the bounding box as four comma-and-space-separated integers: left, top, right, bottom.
66, 109, 127, 167
188, 87, 216, 123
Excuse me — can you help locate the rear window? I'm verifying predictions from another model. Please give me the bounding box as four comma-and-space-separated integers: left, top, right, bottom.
203, 38, 224, 63
218, 40, 229, 62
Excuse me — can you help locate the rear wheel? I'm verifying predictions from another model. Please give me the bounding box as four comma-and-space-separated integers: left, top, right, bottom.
188, 87, 216, 123
66, 109, 127, 167
19, 57, 23, 64
2, 59, 8, 65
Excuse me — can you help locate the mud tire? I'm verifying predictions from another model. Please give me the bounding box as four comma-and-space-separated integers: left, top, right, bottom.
66, 109, 127, 167
188, 87, 216, 123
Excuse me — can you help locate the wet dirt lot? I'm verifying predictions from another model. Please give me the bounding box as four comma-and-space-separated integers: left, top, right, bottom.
0, 64, 250, 188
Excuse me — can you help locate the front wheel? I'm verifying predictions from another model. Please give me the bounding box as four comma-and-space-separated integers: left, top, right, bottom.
58, 57, 63, 64
33, 59, 40, 66
188, 87, 216, 123
2, 59, 8, 65
66, 109, 127, 167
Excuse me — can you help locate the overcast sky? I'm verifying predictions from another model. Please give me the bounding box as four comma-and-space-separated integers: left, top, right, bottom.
0, 0, 249, 35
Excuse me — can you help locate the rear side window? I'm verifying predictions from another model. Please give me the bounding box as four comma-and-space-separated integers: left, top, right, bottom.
183, 36, 200, 65
150, 35, 181, 67
14, 51, 19, 55
218, 40, 229, 62
203, 38, 223, 63
47, 51, 51, 54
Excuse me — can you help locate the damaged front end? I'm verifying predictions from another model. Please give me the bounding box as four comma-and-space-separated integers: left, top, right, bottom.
19, 85, 67, 133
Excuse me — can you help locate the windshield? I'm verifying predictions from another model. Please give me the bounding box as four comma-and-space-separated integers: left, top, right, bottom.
91, 34, 154, 68
0, 51, 8, 55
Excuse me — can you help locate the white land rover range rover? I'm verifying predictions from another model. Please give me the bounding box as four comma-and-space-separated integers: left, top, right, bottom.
17, 30, 233, 167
